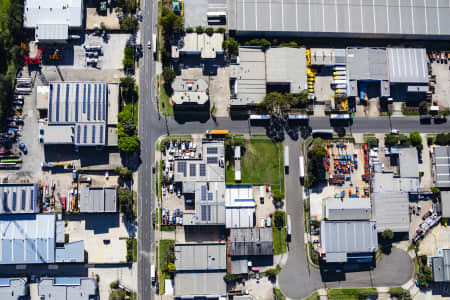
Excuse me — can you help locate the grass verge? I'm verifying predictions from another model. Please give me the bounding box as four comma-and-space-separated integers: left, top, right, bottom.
304, 291, 319, 300
273, 227, 287, 255
327, 288, 377, 300
159, 240, 175, 295
159, 82, 174, 116
273, 288, 286, 300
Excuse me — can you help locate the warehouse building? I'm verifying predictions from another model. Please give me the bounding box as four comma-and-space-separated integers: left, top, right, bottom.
38, 277, 97, 300
440, 191, 450, 220
324, 197, 372, 221
171, 78, 209, 106
42, 81, 119, 148
174, 243, 227, 297
373, 192, 409, 233
230, 47, 307, 108
320, 221, 378, 263
225, 185, 255, 228
0, 214, 84, 264
79, 187, 117, 213
0, 278, 27, 300
23, 0, 84, 42
431, 248, 450, 282
433, 146, 450, 188
0, 183, 39, 214
228, 0, 450, 39
172, 33, 224, 59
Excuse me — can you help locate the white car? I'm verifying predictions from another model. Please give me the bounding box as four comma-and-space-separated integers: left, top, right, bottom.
162, 188, 166, 196
390, 129, 400, 134
147, 41, 152, 49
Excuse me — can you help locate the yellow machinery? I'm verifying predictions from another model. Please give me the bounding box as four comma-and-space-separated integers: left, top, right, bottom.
49, 50, 60, 60
306, 49, 311, 66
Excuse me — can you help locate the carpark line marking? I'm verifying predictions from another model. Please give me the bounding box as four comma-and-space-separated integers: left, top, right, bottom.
373, 0, 376, 33
386, 0, 389, 33
410, 0, 414, 34
360, 0, 363, 32
347, 0, 351, 32
398, 0, 402, 34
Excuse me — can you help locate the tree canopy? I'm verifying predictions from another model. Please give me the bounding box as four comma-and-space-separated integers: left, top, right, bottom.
222, 38, 239, 56
410, 131, 423, 151
160, 11, 184, 35
162, 67, 176, 85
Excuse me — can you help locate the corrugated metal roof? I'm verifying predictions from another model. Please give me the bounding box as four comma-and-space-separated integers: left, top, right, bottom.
174, 272, 226, 297
387, 48, 428, 83
225, 208, 255, 228
231, 259, 248, 274
79, 187, 117, 213
38, 277, 97, 300
230, 228, 273, 256
373, 192, 409, 232
441, 191, 450, 219
321, 221, 378, 261
398, 147, 419, 178
24, 0, 83, 28
0, 183, 39, 214
434, 146, 450, 188
325, 197, 372, 220
55, 241, 84, 263
0, 278, 27, 300
0, 214, 55, 264
347, 48, 388, 81
231, 0, 450, 38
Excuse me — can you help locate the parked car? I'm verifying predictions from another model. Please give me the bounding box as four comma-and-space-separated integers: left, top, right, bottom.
17, 141, 27, 154
390, 129, 400, 134
169, 184, 174, 193
12, 100, 23, 105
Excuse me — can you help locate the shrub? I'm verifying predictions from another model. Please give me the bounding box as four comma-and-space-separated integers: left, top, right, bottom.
215, 27, 226, 33
185, 27, 194, 33
162, 67, 176, 85
195, 26, 204, 34
222, 37, 239, 56
120, 15, 139, 32
381, 229, 394, 241
410, 131, 423, 150
432, 187, 440, 194
435, 133, 449, 146
273, 210, 286, 228
245, 38, 271, 50
205, 27, 214, 35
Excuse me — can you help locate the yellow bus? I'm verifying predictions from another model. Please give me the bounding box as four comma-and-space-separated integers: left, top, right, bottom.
206, 130, 229, 135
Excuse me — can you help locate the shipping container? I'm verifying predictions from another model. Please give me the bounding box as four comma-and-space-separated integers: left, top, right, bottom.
284, 146, 289, 174
299, 156, 305, 180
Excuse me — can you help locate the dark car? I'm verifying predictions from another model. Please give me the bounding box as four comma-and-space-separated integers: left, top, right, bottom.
420, 115, 432, 124
434, 115, 447, 124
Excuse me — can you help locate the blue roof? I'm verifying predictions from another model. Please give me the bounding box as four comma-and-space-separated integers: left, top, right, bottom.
0, 214, 55, 264
55, 241, 84, 263
54, 277, 81, 285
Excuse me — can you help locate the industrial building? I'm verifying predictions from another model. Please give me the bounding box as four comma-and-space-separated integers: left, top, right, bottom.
174, 243, 227, 297
0, 278, 27, 300
320, 221, 378, 263
228, 0, 450, 39
23, 0, 84, 42
373, 192, 409, 233
0, 214, 84, 264
79, 187, 117, 213
0, 183, 39, 214
432, 248, 450, 282
42, 81, 119, 148
225, 185, 255, 228
230, 47, 307, 107
433, 146, 450, 188
324, 197, 371, 221
171, 78, 209, 106
172, 33, 224, 59
38, 277, 97, 300
440, 191, 450, 220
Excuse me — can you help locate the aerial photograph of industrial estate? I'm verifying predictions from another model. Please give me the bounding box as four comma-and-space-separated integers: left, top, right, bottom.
1, 0, 450, 299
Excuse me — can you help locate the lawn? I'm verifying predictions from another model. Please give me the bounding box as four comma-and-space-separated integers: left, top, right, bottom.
0, 0, 10, 30
304, 291, 319, 300
159, 83, 173, 116
273, 288, 286, 300
226, 138, 284, 196
327, 288, 377, 300
273, 227, 287, 255
159, 239, 174, 295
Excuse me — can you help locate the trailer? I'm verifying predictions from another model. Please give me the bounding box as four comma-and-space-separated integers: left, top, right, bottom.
152, 34, 157, 56
332, 79, 347, 85
286, 215, 292, 241
284, 146, 289, 173
151, 264, 156, 284
299, 156, 305, 180
15, 87, 32, 94
333, 66, 346, 71
84, 45, 102, 51
206, 129, 229, 136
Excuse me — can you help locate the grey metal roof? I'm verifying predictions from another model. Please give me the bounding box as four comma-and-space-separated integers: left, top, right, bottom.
265, 47, 307, 93
434, 146, 450, 188
79, 187, 117, 213
320, 221, 378, 261
230, 47, 266, 106
231, 259, 248, 274
35, 24, 68, 41
0, 278, 27, 300
432, 249, 450, 282
230, 228, 273, 256
347, 48, 388, 81
45, 82, 109, 146
174, 243, 227, 296
55, 241, 84, 263
175, 243, 226, 271
441, 191, 450, 218
38, 277, 97, 300
398, 147, 419, 178
325, 197, 372, 220
230, 0, 450, 39
310, 48, 346, 65
373, 192, 409, 232
387, 48, 428, 83
372, 172, 419, 193
56, 220, 65, 244
0, 214, 55, 264
0, 183, 39, 214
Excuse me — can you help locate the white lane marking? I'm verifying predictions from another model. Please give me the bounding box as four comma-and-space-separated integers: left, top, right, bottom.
424, 0, 428, 34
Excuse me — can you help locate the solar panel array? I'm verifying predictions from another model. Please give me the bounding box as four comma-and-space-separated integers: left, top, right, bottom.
207, 147, 218, 154
208, 192, 213, 201
201, 205, 212, 221
201, 185, 207, 201
200, 164, 206, 176
190, 164, 196, 177
207, 157, 218, 164
178, 161, 187, 177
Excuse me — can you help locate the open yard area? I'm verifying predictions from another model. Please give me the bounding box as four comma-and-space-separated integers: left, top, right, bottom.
158, 239, 175, 295
226, 138, 284, 196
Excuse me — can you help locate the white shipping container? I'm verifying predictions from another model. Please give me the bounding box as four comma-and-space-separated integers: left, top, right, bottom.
299, 156, 305, 179
284, 146, 289, 168
333, 66, 346, 71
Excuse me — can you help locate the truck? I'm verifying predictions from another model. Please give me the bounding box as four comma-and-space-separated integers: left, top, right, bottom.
299, 156, 305, 181
151, 264, 156, 284
284, 146, 289, 174
152, 34, 157, 56
15, 87, 32, 94
286, 215, 292, 241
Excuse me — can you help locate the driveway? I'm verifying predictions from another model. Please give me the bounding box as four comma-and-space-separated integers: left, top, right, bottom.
278, 136, 413, 299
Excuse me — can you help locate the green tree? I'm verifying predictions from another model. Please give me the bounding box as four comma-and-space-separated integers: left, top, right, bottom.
273, 210, 286, 228
168, 262, 176, 273
381, 229, 394, 241
115, 167, 133, 179
307, 142, 327, 187
185, 27, 194, 33
410, 131, 423, 151
195, 26, 204, 34
418, 101, 428, 115
120, 76, 136, 96
284, 93, 299, 107
118, 135, 140, 152
205, 27, 214, 35
245, 38, 271, 50
122, 57, 134, 69
160, 12, 184, 35
222, 37, 239, 56
259, 92, 289, 117
385, 134, 399, 148
215, 27, 226, 33
435, 133, 449, 146
120, 15, 139, 32
162, 67, 176, 85
120, 118, 136, 135
109, 289, 126, 300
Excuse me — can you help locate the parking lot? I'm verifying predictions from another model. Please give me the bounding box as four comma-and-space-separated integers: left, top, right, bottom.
431, 56, 450, 109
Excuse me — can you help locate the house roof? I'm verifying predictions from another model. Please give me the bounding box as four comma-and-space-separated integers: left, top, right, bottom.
0, 183, 39, 214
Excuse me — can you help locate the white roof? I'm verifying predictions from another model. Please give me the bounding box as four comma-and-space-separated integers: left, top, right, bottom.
225, 185, 254, 207
36, 24, 68, 41
24, 0, 83, 28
